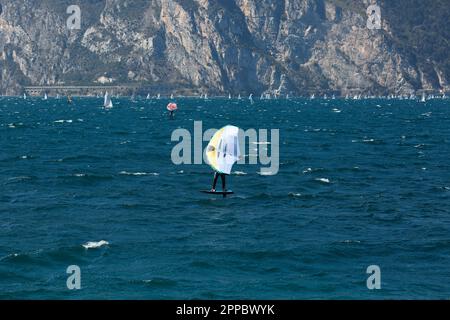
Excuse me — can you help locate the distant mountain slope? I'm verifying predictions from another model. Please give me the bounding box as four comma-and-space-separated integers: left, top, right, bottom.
0, 0, 449, 95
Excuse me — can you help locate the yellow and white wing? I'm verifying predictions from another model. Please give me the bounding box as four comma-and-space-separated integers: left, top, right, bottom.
206, 126, 240, 174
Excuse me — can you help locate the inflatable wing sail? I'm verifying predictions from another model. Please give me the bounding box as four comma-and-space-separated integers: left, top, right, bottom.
206, 126, 240, 175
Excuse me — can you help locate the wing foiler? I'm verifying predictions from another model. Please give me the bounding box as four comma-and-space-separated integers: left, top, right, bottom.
206, 125, 240, 175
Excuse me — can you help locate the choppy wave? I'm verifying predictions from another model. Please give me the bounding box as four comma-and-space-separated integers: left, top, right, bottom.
119, 171, 159, 176
4, 176, 36, 184
82, 240, 109, 249
315, 178, 331, 184
138, 278, 178, 288
288, 192, 302, 198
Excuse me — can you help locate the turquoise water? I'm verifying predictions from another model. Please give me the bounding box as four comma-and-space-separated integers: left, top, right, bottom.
1, 97, 450, 299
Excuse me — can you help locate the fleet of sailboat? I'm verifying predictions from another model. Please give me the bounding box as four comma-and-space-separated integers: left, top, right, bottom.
9, 90, 449, 103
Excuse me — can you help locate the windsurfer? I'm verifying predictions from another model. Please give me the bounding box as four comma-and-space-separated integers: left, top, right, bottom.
167, 103, 177, 119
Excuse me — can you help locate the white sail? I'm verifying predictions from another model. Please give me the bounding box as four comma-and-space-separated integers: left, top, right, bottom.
23, 93, 27, 100
206, 126, 241, 175
421, 93, 426, 102
104, 92, 113, 108
44, 93, 48, 100
147, 94, 150, 99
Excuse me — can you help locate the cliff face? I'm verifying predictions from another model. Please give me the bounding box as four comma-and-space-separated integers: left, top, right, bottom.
0, 0, 449, 96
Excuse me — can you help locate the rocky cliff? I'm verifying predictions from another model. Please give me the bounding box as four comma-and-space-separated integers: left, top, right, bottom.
0, 0, 449, 96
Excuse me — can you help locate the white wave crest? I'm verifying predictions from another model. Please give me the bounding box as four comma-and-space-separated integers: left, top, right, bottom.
82, 240, 109, 249
119, 171, 159, 176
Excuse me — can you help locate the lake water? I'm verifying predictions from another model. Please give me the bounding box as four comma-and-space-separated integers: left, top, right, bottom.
1, 97, 449, 299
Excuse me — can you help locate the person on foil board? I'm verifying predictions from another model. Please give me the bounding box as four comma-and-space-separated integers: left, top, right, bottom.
167, 102, 178, 119
205, 125, 240, 194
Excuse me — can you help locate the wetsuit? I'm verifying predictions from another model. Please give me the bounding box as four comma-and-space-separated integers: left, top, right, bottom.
212, 172, 226, 191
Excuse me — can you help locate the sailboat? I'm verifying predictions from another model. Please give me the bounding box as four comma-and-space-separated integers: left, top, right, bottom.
238, 94, 241, 100
421, 93, 426, 103
157, 93, 161, 100
23, 93, 27, 100
104, 92, 113, 109
229, 94, 232, 100
44, 93, 48, 100
170, 94, 174, 99
146, 93, 150, 100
